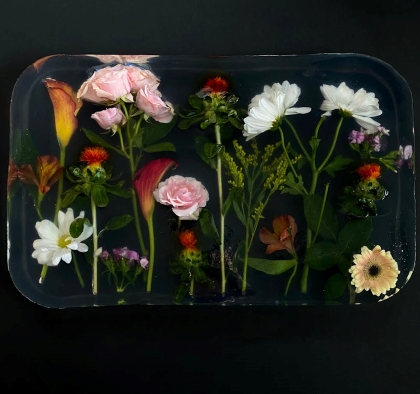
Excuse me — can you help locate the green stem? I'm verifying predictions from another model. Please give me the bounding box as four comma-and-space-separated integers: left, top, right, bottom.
314, 116, 326, 139
189, 276, 194, 296
91, 195, 98, 295
41, 145, 65, 284
348, 283, 356, 305
318, 116, 344, 172
313, 183, 330, 245
241, 227, 250, 295
301, 264, 309, 294
72, 252, 85, 288
35, 191, 44, 220
146, 216, 155, 292
284, 117, 311, 163
278, 126, 300, 180
285, 254, 298, 296
215, 124, 226, 296
54, 146, 66, 223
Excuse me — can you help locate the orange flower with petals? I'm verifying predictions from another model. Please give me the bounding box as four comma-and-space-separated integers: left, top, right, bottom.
19, 155, 63, 195
80, 146, 109, 170
179, 230, 198, 251
44, 78, 83, 148
356, 163, 381, 181
203, 76, 229, 94
7, 159, 20, 198
259, 215, 298, 257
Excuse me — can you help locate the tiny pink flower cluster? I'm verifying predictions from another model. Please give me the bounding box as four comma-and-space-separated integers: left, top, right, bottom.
77, 64, 174, 132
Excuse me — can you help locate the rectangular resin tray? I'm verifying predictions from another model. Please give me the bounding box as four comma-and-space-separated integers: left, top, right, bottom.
8, 54, 415, 308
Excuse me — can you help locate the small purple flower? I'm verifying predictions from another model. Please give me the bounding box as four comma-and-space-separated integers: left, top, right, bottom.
100, 249, 111, 259
139, 256, 149, 269
349, 130, 365, 144
397, 145, 413, 169
112, 247, 140, 263
372, 135, 381, 152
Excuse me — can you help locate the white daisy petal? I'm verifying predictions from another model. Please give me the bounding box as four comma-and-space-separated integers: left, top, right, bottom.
242, 81, 311, 140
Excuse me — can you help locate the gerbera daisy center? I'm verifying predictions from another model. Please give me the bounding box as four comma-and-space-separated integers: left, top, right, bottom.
365, 262, 382, 279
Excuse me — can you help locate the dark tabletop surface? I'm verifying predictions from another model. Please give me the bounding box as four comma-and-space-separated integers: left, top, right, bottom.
1, 1, 419, 393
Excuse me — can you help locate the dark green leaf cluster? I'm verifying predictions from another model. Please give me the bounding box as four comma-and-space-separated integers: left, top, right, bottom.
178, 93, 245, 131
62, 164, 132, 208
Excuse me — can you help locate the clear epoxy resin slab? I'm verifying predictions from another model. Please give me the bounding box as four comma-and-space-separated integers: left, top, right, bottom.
8, 54, 415, 307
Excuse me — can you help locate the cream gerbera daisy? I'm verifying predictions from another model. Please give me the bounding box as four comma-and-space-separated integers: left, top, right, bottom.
320, 82, 382, 131
349, 245, 400, 296
32, 208, 93, 266
243, 81, 311, 140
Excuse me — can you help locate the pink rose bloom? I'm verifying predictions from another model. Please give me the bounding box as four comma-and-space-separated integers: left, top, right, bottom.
153, 175, 209, 220
125, 66, 160, 93
136, 85, 175, 123
77, 65, 133, 103
91, 107, 126, 134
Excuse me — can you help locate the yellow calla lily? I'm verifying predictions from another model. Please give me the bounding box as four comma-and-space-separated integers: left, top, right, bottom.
43, 78, 82, 147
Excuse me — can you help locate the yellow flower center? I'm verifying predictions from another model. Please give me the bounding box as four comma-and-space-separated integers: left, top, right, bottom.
58, 235, 71, 248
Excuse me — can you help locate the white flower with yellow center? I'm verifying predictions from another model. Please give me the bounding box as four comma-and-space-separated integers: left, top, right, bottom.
243, 81, 311, 141
32, 208, 93, 266
320, 82, 382, 131
349, 245, 400, 296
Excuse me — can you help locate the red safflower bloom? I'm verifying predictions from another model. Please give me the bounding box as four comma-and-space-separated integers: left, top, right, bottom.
203, 76, 229, 94
259, 215, 298, 256
178, 230, 198, 251
357, 163, 381, 181
19, 155, 63, 195
80, 146, 109, 169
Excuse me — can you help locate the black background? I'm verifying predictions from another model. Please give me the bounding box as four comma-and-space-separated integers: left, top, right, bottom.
1, 1, 419, 392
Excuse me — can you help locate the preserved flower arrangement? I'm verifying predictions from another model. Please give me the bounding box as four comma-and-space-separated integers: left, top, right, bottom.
7, 54, 415, 307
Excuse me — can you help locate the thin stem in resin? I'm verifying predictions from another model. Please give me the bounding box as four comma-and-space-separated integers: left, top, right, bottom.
91, 194, 98, 295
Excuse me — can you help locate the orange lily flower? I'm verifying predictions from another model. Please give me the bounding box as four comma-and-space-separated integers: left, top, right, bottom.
43, 78, 83, 147
133, 158, 178, 221
19, 155, 63, 195
7, 159, 20, 198
259, 215, 298, 257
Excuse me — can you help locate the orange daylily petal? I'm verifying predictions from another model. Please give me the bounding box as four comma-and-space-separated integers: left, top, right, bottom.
265, 243, 288, 254
36, 155, 63, 194
259, 227, 280, 245
18, 164, 38, 186
7, 159, 20, 197
133, 158, 178, 221
44, 78, 82, 147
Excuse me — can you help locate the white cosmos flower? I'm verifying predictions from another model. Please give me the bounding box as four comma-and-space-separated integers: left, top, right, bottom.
320, 82, 382, 131
32, 208, 93, 266
243, 81, 311, 141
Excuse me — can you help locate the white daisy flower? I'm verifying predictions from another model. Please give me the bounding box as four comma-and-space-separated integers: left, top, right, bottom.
243, 81, 311, 141
32, 208, 93, 266
320, 82, 382, 130
349, 245, 400, 296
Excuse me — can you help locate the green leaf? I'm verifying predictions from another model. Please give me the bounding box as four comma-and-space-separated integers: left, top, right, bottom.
204, 143, 224, 158
12, 129, 38, 166
338, 218, 372, 254
69, 218, 91, 238
247, 258, 296, 275
222, 187, 243, 216
172, 283, 190, 304
303, 194, 338, 241
282, 172, 306, 195
143, 142, 176, 153
324, 273, 348, 300
82, 128, 125, 156
103, 215, 133, 232
195, 136, 217, 169
91, 184, 109, 207
199, 208, 220, 244
378, 150, 400, 173
323, 155, 353, 177
228, 116, 243, 130
188, 94, 203, 110
232, 200, 246, 226
105, 181, 132, 198
178, 115, 205, 130
61, 187, 83, 208
304, 242, 343, 270
142, 112, 178, 145
192, 266, 207, 283
309, 136, 321, 151
337, 257, 352, 276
